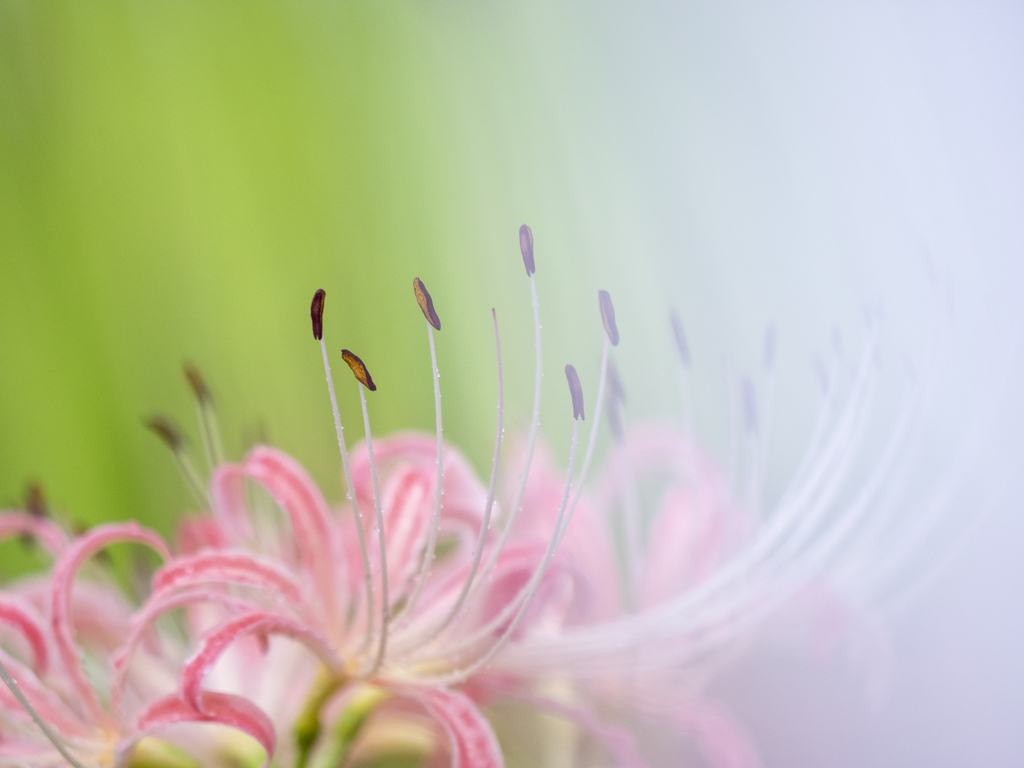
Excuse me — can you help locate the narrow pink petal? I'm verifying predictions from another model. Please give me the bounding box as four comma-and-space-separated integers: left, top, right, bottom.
0, 511, 67, 556
398, 686, 504, 768
125, 691, 275, 768
0, 649, 93, 738
111, 588, 258, 720
0, 596, 49, 674
152, 550, 307, 608
180, 610, 341, 713
209, 464, 255, 544
350, 434, 489, 527
50, 523, 170, 726
175, 516, 229, 555
243, 447, 344, 632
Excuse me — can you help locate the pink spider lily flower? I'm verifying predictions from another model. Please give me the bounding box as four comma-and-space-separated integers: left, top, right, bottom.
0, 509, 284, 768
42, 223, 929, 768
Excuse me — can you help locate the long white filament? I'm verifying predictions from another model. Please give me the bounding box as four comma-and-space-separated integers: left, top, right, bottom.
477, 272, 543, 588
320, 338, 375, 652
419, 417, 579, 687
397, 310, 505, 651
359, 384, 390, 676
0, 656, 87, 768
401, 322, 444, 623
194, 397, 225, 471
430, 341, 608, 658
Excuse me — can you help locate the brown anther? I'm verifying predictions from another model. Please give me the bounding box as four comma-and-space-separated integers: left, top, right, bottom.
413, 278, 441, 331
670, 311, 690, 366
598, 290, 619, 346
146, 415, 185, 451
564, 364, 585, 421
183, 364, 213, 403
24, 482, 47, 519
519, 224, 535, 276
311, 289, 326, 341
342, 350, 377, 392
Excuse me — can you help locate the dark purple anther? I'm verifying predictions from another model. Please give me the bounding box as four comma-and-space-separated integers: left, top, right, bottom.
311, 289, 326, 341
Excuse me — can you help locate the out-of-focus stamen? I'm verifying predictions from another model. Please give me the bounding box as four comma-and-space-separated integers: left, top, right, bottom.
345, 355, 389, 675
607, 360, 641, 609
146, 415, 210, 508
598, 290, 620, 347
421, 372, 582, 686
184, 364, 226, 469
0, 656, 88, 768
476, 226, 543, 592
402, 279, 445, 624
311, 289, 375, 650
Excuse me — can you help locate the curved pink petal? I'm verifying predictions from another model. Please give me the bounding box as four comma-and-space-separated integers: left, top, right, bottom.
243, 447, 344, 633
350, 433, 489, 527
125, 691, 275, 768
112, 588, 259, 719
0, 511, 67, 556
152, 550, 307, 608
398, 686, 503, 768
209, 464, 255, 545
0, 596, 49, 674
50, 523, 170, 726
175, 515, 229, 555
179, 610, 342, 713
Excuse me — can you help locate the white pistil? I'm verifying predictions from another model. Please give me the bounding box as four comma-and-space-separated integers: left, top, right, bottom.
0, 656, 88, 768
400, 310, 505, 650
358, 383, 389, 676
557, 335, 610, 548
477, 271, 543, 589
320, 337, 375, 652
421, 415, 580, 687
401, 320, 444, 623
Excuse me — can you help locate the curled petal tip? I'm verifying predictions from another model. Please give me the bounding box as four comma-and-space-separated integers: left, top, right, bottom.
311, 289, 326, 341
342, 349, 376, 392
519, 224, 535, 276
413, 277, 441, 330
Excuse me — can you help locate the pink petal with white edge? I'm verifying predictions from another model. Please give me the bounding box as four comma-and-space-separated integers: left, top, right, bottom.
111, 588, 259, 720
50, 523, 170, 726
399, 686, 504, 768
0, 596, 50, 674
243, 447, 345, 633
152, 549, 307, 608
180, 610, 341, 713
123, 691, 275, 768
0, 511, 67, 556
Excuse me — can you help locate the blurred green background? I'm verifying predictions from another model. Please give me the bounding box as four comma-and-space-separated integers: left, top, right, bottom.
0, 0, 645, 549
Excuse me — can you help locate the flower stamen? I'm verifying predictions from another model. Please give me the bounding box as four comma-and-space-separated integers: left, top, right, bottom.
311, 289, 375, 652
401, 278, 445, 624
146, 415, 210, 508
184, 364, 225, 469
343, 350, 389, 675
